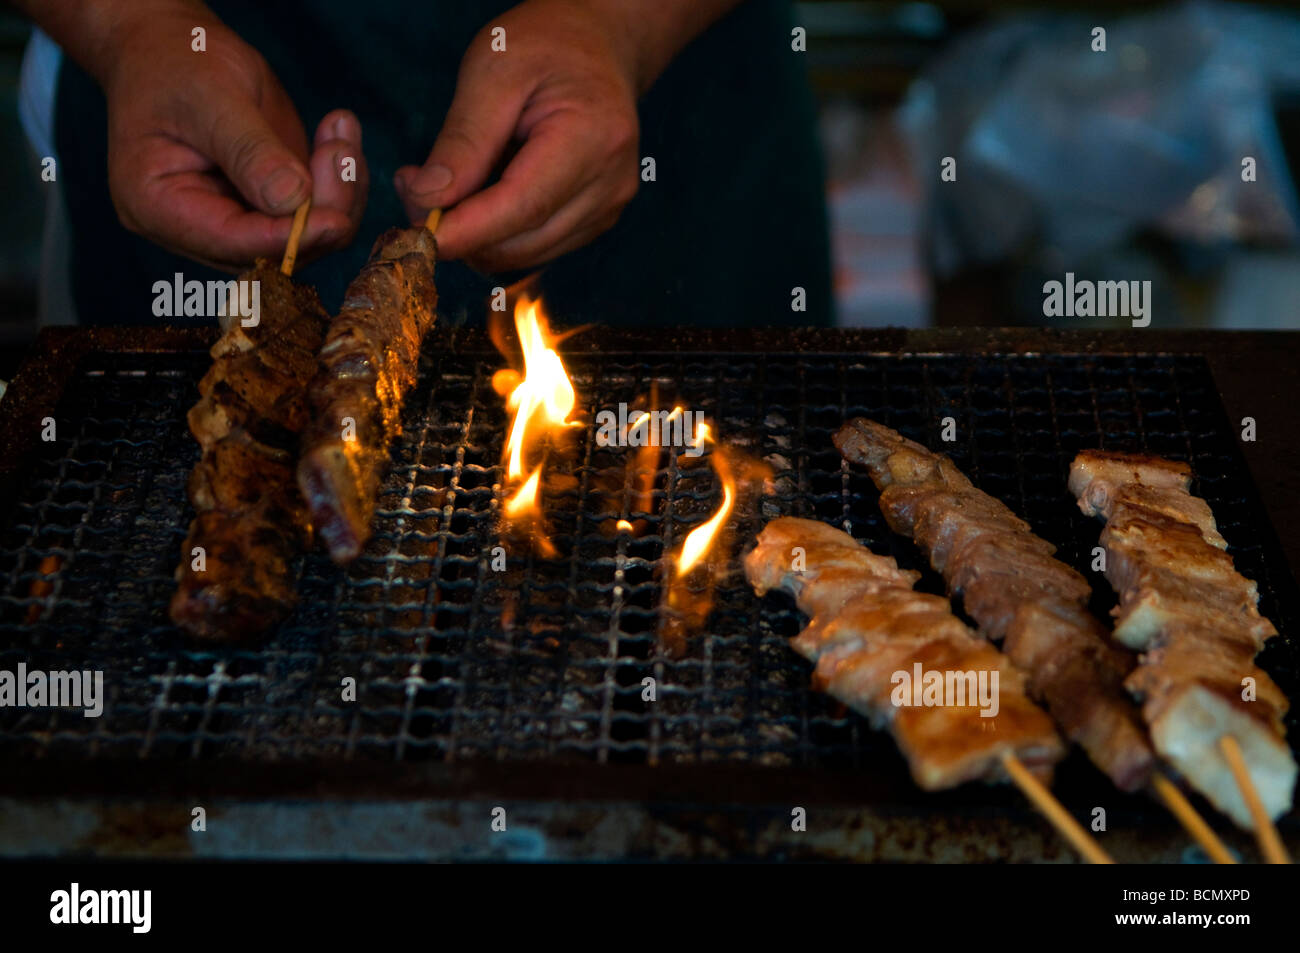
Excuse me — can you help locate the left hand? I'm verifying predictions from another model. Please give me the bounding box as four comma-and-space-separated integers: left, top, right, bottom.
395, 0, 641, 272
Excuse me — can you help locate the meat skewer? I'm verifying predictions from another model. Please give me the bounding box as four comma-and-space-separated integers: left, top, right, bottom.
297, 213, 440, 564
170, 234, 329, 640
835, 419, 1236, 862
746, 517, 1066, 788
1070, 449, 1296, 859
745, 518, 1112, 862
835, 419, 1155, 787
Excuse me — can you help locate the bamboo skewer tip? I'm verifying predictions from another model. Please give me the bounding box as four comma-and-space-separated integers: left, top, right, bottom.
1150, 773, 1237, 865
1219, 735, 1292, 864
280, 198, 312, 277
1001, 752, 1115, 865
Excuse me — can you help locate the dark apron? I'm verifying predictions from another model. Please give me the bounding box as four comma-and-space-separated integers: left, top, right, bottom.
55, 0, 831, 328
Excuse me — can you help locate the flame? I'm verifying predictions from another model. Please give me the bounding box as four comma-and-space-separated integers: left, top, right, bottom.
677, 481, 733, 575
660, 425, 770, 656
497, 296, 579, 526
503, 298, 576, 481
673, 419, 726, 575
616, 519, 633, 532
662, 423, 730, 656
627, 390, 665, 534
692, 420, 710, 451
492, 368, 521, 398
505, 467, 543, 518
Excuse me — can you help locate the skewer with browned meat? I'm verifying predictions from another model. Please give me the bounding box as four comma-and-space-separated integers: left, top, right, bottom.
745, 517, 1066, 790
170, 262, 329, 641
297, 226, 438, 563
1070, 450, 1296, 832
835, 419, 1156, 793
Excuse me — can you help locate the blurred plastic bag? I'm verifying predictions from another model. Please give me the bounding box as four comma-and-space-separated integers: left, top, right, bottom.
901, 1, 1300, 275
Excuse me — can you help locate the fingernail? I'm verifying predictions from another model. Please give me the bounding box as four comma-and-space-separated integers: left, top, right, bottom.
332, 112, 357, 142
412, 163, 453, 195
263, 168, 307, 211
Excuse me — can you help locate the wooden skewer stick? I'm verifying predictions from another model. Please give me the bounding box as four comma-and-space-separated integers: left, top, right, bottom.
1149, 772, 1236, 865
280, 198, 312, 276
425, 207, 443, 234
1001, 752, 1115, 864
1220, 735, 1292, 864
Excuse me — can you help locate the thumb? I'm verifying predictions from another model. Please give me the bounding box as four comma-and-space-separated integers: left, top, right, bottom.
398, 67, 527, 212
196, 97, 312, 216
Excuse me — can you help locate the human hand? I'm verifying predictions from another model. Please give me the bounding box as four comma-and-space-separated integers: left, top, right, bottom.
100, 2, 368, 270
395, 0, 642, 272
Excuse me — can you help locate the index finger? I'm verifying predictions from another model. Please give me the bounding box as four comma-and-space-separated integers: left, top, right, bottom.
137, 170, 338, 270
432, 120, 598, 261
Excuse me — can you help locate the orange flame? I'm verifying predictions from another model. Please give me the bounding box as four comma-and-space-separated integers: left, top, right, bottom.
503, 299, 576, 478
676, 481, 734, 575
495, 295, 580, 547
505, 467, 543, 519
661, 423, 731, 656
661, 423, 770, 656
674, 423, 732, 576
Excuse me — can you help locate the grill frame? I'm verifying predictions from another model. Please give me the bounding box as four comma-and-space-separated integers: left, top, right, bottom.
1, 326, 1298, 861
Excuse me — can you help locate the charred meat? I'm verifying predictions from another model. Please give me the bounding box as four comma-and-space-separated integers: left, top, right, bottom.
835, 419, 1155, 792
298, 227, 438, 564
170, 263, 329, 641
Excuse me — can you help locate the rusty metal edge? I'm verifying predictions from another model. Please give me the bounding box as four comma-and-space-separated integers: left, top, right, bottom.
5, 794, 1266, 862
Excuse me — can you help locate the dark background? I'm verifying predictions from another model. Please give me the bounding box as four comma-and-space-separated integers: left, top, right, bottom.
3, 0, 1300, 377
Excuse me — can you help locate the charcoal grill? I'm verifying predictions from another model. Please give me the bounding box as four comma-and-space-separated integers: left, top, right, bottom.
1, 326, 1297, 862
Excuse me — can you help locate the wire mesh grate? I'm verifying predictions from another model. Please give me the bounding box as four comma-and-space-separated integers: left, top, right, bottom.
1, 343, 1296, 775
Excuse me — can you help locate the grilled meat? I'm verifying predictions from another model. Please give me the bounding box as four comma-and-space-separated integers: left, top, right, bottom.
170, 263, 329, 641
745, 517, 1065, 790
1071, 449, 1296, 828
298, 227, 438, 564
835, 419, 1155, 792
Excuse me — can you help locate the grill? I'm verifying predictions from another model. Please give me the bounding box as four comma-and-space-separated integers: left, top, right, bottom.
1, 327, 1297, 861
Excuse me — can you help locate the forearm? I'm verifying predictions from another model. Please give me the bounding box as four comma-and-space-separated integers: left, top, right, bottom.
10, 0, 217, 86
571, 0, 746, 93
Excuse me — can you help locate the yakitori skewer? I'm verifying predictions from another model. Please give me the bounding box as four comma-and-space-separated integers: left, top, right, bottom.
1070, 449, 1296, 864
745, 517, 1116, 865
296, 207, 443, 563
170, 199, 330, 641
1150, 772, 1237, 865
835, 420, 1238, 863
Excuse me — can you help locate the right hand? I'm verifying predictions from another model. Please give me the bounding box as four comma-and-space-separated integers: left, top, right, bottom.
100, 4, 368, 271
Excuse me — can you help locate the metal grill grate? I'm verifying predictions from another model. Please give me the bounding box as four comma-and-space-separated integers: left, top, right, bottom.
2, 341, 1297, 781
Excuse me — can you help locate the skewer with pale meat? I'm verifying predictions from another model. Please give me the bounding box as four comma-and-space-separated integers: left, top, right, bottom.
834, 419, 1157, 793
170, 262, 329, 640
1070, 450, 1297, 832
745, 517, 1066, 790
297, 225, 438, 563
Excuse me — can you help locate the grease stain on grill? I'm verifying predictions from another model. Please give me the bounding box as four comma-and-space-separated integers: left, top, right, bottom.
0, 347, 1297, 805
